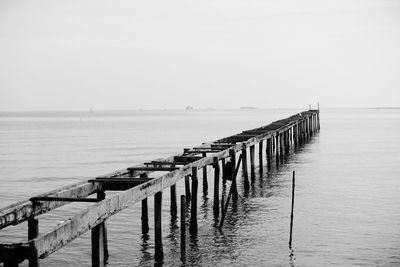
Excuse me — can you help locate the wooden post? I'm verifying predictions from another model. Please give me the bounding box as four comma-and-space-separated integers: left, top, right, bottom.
141, 199, 149, 234
249, 145, 255, 181
91, 219, 105, 267
285, 131, 290, 154
28, 216, 39, 267
170, 185, 177, 218
241, 145, 249, 189
202, 152, 208, 195
180, 195, 186, 261
97, 191, 108, 262
289, 171, 295, 248
266, 138, 272, 170
213, 157, 220, 216
258, 140, 263, 174
154, 191, 164, 260
230, 149, 238, 199
184, 175, 191, 203
190, 167, 198, 233
275, 133, 280, 163
221, 158, 226, 185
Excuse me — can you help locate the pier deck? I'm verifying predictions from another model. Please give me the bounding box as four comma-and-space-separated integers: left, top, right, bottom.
0, 110, 320, 266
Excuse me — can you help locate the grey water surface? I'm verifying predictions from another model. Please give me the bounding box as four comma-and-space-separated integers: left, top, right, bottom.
0, 108, 399, 266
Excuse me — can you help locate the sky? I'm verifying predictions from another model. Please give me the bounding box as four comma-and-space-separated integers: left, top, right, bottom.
0, 0, 399, 111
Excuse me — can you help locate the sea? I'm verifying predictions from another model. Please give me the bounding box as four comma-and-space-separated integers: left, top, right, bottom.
0, 108, 399, 267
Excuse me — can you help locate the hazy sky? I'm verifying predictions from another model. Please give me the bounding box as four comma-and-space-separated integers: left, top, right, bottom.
0, 0, 399, 111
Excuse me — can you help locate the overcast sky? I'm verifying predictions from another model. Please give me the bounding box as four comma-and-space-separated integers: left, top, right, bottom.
0, 0, 399, 111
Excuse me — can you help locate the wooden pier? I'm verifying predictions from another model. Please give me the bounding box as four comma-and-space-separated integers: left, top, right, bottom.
0, 110, 320, 266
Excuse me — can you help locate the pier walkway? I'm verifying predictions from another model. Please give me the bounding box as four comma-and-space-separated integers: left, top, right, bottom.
0, 110, 320, 266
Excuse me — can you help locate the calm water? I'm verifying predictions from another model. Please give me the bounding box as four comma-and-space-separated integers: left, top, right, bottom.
0, 109, 399, 267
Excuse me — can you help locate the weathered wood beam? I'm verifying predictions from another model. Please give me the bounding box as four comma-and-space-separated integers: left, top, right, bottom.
30, 197, 100, 203
0, 182, 99, 229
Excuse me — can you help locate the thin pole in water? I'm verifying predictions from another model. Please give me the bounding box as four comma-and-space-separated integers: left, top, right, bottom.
289, 171, 295, 248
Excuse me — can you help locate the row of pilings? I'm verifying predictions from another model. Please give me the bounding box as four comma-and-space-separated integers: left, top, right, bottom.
0, 110, 319, 267
138, 111, 320, 263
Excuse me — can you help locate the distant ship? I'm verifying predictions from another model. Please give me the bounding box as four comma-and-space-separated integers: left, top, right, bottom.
185, 106, 194, 110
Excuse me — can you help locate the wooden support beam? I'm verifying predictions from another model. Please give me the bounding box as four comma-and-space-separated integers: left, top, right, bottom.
250, 145, 255, 181
154, 192, 163, 261
275, 133, 280, 164
173, 156, 202, 163
190, 167, 198, 233
259, 140, 263, 174
221, 158, 226, 185
213, 157, 220, 216
202, 153, 208, 195
144, 161, 187, 166
30, 197, 100, 203
28, 216, 39, 267
184, 176, 191, 202
170, 185, 177, 218
241, 145, 249, 189
141, 199, 149, 234
127, 167, 179, 172
91, 216, 105, 267
0, 182, 99, 230
266, 138, 272, 171
180, 195, 186, 260
97, 191, 108, 263
230, 149, 238, 199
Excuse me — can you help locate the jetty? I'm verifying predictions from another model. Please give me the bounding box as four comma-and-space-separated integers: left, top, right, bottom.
0, 109, 320, 267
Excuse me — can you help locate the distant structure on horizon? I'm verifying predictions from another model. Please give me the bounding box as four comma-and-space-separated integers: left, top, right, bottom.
185, 106, 194, 110
240, 106, 258, 110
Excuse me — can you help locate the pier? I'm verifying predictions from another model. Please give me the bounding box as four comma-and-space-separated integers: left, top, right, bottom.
0, 109, 320, 266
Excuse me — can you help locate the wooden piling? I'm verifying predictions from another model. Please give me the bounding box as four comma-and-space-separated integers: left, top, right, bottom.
91, 219, 105, 267
221, 158, 226, 185
259, 140, 263, 174
184, 176, 191, 202
289, 171, 295, 248
180, 195, 186, 261
141, 199, 149, 234
190, 167, 198, 232
154, 191, 164, 260
266, 138, 272, 170
28, 216, 39, 267
250, 145, 255, 181
230, 149, 238, 199
241, 145, 249, 189
213, 157, 220, 216
202, 153, 208, 195
275, 133, 280, 163
97, 191, 108, 262
170, 185, 177, 218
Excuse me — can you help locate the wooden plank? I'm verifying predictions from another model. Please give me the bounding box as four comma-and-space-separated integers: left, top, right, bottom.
144, 161, 187, 166
127, 167, 179, 172
30, 197, 100, 203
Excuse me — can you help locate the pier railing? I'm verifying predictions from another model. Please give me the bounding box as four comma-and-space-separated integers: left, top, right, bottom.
0, 109, 320, 267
